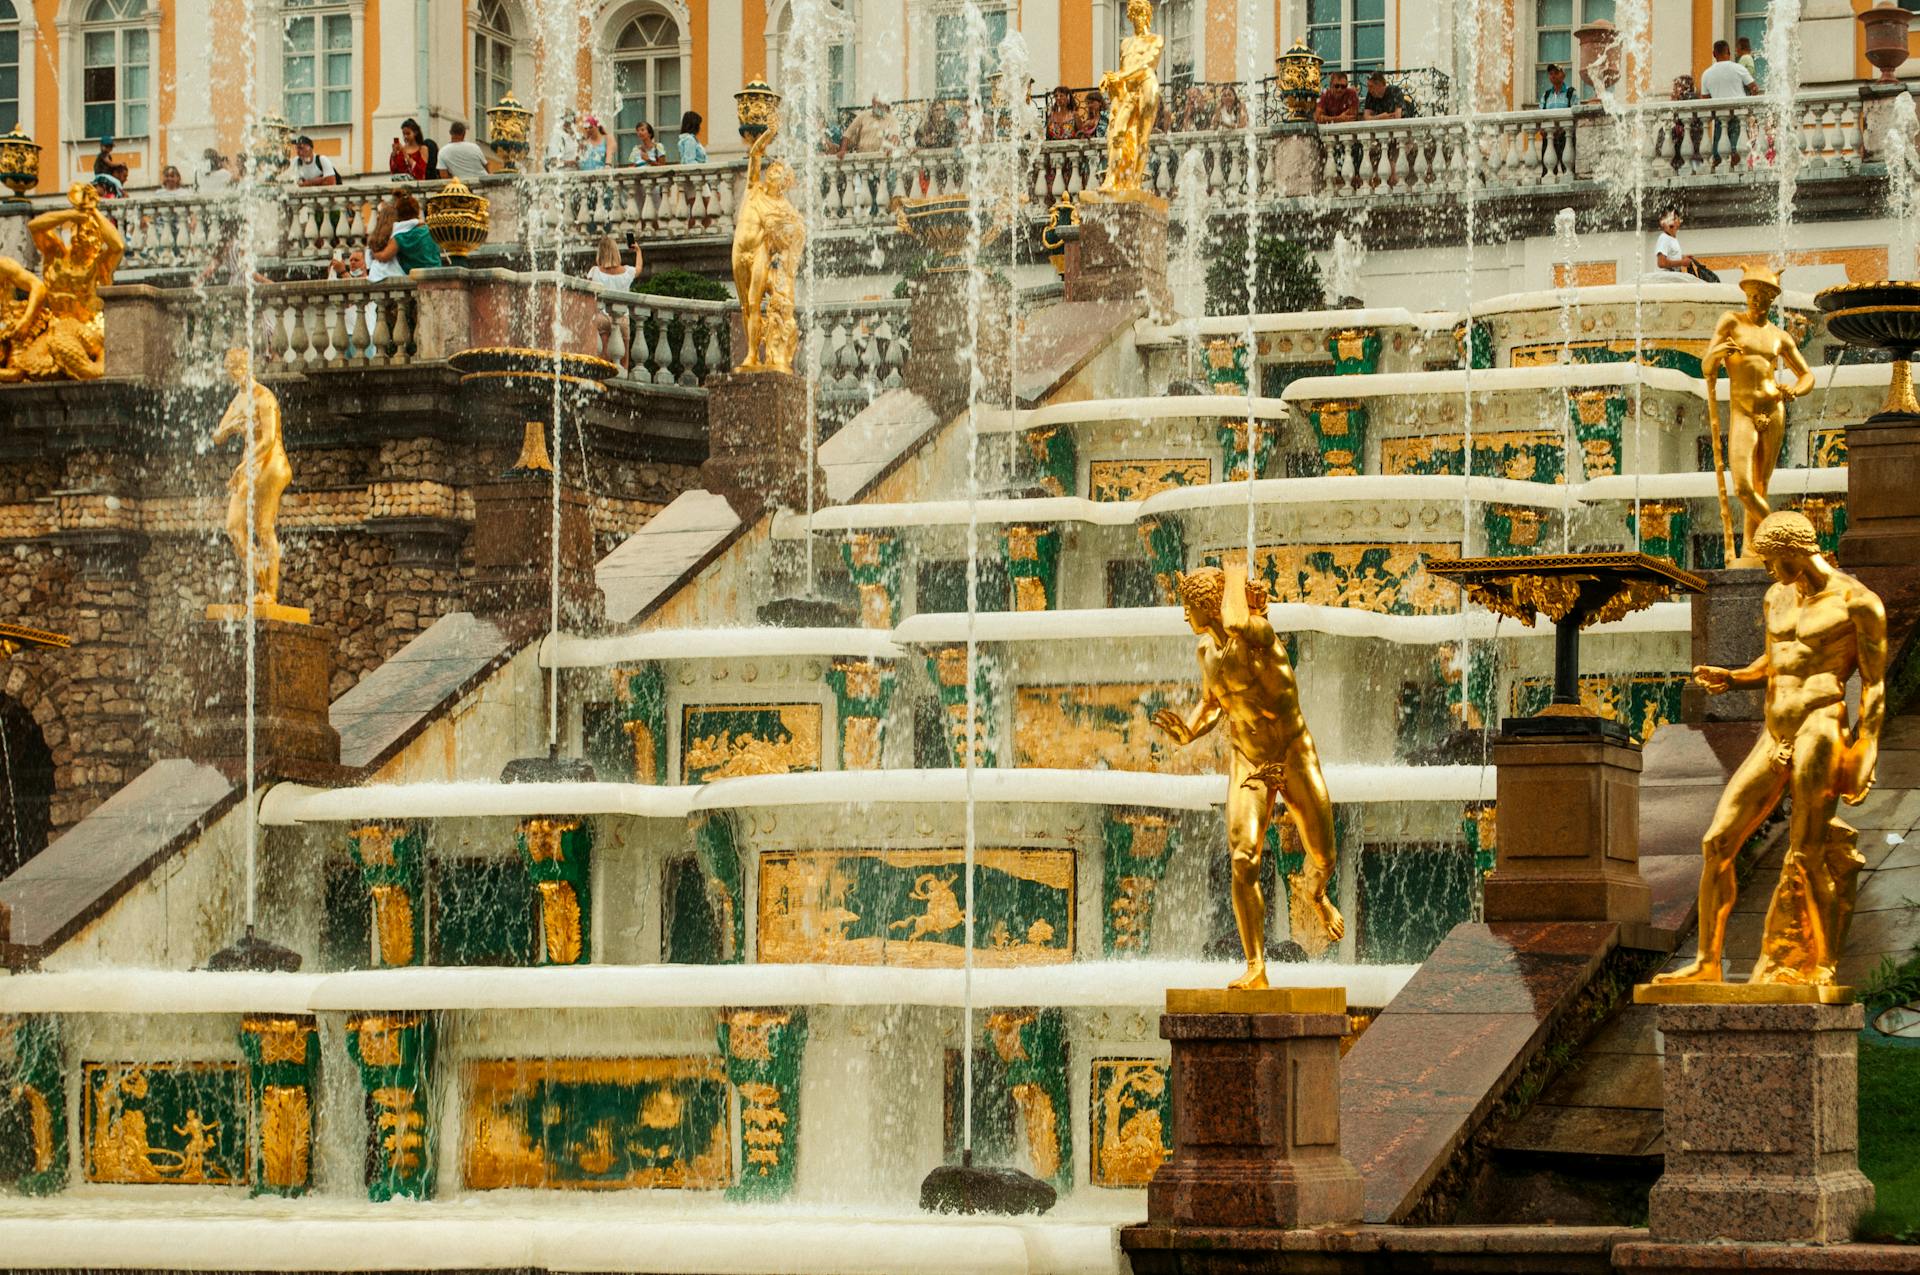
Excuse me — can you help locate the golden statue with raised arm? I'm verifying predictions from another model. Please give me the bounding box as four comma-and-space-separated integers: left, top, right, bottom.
0, 181, 123, 382
1652, 511, 1885, 991
1702, 265, 1816, 565
1098, 0, 1163, 194
1153, 565, 1345, 988
209, 348, 297, 616
730, 120, 804, 373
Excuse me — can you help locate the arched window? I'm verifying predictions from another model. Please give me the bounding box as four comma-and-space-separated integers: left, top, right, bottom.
1115, 0, 1192, 88
82, 0, 150, 139
473, 0, 515, 137
614, 11, 682, 147
1534, 0, 1613, 102
283, 0, 353, 127
0, 696, 54, 881
0, 1, 18, 133
769, 0, 852, 113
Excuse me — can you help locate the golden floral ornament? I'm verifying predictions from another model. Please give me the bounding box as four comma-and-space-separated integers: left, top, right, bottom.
485, 93, 533, 171
423, 176, 491, 258
0, 124, 41, 202
735, 79, 782, 140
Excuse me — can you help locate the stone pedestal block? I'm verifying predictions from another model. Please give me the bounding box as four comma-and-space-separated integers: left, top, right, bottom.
185, 617, 341, 782
1140, 990, 1364, 1229
1485, 731, 1650, 924
1064, 193, 1173, 321
700, 369, 828, 517
904, 271, 1013, 418
1683, 567, 1770, 724
1839, 409, 1920, 570
1649, 1000, 1874, 1244
468, 478, 603, 635
1270, 124, 1324, 198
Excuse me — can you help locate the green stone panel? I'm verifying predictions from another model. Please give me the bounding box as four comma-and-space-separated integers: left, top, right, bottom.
1089, 1058, 1170, 1188
81, 1061, 249, 1186
1101, 811, 1179, 956
320, 863, 373, 970
1356, 844, 1476, 964
345, 1014, 435, 1201
688, 814, 746, 964
717, 1010, 808, 1200
663, 853, 727, 964
0, 1016, 66, 1194
944, 1008, 1072, 1190
430, 857, 536, 967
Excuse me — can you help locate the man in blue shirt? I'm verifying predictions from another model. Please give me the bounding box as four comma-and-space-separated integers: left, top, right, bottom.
1538, 63, 1576, 176
1539, 63, 1577, 110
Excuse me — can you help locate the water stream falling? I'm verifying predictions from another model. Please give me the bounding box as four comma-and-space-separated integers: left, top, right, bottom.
1885, 93, 1920, 279
1170, 149, 1207, 364
1762, 0, 1804, 263
1552, 206, 1579, 551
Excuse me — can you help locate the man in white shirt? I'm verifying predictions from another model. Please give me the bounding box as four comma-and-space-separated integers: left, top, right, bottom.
293, 136, 341, 187
1699, 40, 1759, 99
437, 121, 491, 183
1655, 209, 1718, 282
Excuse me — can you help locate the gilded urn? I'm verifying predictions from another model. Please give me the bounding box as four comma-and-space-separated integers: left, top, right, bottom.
893, 193, 1011, 274
486, 93, 533, 171
0, 125, 40, 201
735, 79, 781, 141
250, 113, 295, 173
1274, 40, 1323, 123
424, 176, 491, 258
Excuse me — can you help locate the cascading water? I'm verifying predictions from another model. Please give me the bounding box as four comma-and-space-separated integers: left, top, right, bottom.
1762, 0, 1805, 262
1170, 149, 1208, 362
1553, 207, 1579, 552
1885, 93, 1920, 279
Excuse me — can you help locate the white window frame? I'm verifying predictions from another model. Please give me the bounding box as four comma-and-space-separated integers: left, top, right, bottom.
472, 0, 516, 137
1303, 0, 1387, 75
73, 0, 154, 143
1530, 0, 1613, 105
282, 0, 355, 129
1729, 0, 1767, 79
1112, 0, 1190, 89
606, 1, 693, 149
930, 1, 1009, 100
0, 1, 21, 134
56, 0, 157, 182
767, 0, 855, 113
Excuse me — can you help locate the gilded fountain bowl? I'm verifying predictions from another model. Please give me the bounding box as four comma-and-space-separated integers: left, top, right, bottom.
1814, 280, 1920, 355
447, 346, 620, 400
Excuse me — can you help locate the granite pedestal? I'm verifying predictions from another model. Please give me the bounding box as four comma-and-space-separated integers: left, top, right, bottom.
1838, 407, 1920, 569
1682, 567, 1770, 724
1063, 192, 1173, 321
1484, 728, 1651, 925
903, 270, 1013, 418
1648, 1000, 1874, 1244
700, 369, 828, 517
1129, 988, 1363, 1232
186, 616, 341, 782
468, 477, 603, 636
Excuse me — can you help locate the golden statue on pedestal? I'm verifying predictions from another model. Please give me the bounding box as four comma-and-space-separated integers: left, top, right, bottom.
208, 348, 304, 622
1153, 565, 1345, 987
731, 121, 804, 374
0, 182, 123, 382
1099, 0, 1163, 195
1703, 265, 1816, 565
1653, 511, 1885, 992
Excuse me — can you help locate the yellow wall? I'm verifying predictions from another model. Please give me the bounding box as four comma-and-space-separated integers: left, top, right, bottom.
1204, 0, 1234, 84
691, 0, 709, 140
363, 0, 382, 173
32, 0, 54, 189
1691, 0, 1712, 84
1060, 0, 1091, 85
743, 0, 767, 83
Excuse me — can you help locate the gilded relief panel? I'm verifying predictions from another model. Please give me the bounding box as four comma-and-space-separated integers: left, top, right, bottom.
83, 1062, 250, 1186
464, 1057, 732, 1190
1380, 429, 1566, 483
1089, 1058, 1171, 1188
757, 848, 1074, 967
1509, 672, 1687, 742
1087, 458, 1213, 502
1013, 684, 1225, 774
681, 703, 824, 783
1212, 543, 1458, 615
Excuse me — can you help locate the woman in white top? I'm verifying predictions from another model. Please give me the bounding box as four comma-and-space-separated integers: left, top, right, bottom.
586, 233, 641, 290
366, 203, 405, 282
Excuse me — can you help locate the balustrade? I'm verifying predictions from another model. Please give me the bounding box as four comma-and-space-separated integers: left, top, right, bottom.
552, 166, 742, 242
595, 293, 732, 386
172, 279, 418, 369
1645, 90, 1864, 183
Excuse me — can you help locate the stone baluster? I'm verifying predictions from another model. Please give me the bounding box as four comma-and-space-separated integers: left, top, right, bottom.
631, 305, 659, 382
605, 301, 631, 374
702, 315, 725, 375
369, 294, 394, 367
391, 293, 414, 363
675, 318, 700, 386
321, 291, 347, 366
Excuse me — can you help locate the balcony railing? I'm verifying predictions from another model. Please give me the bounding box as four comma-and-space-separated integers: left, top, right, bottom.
595, 292, 733, 386
170, 278, 420, 369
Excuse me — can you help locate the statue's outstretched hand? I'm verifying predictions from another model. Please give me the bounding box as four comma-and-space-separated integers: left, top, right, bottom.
1150, 707, 1189, 744
1692, 664, 1733, 695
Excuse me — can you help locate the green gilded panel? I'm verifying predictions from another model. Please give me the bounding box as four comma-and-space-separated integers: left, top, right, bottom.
82, 1062, 249, 1186
0, 1016, 66, 1193
758, 848, 1074, 967
463, 1058, 731, 1190
944, 1009, 1072, 1189
1509, 672, 1687, 742
432, 857, 536, 967
681, 704, 823, 784
1089, 1058, 1170, 1187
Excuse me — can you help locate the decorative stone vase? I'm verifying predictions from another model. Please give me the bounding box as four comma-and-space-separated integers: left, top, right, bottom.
735, 79, 781, 142
894, 193, 1009, 273
423, 176, 491, 258
1274, 40, 1323, 123
1574, 20, 1620, 95
0, 125, 40, 201
1859, 4, 1915, 84
486, 93, 532, 171
250, 113, 295, 175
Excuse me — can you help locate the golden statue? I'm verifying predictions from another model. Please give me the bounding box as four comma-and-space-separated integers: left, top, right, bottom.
1653, 511, 1885, 990
209, 348, 300, 619
1099, 0, 1163, 194
0, 182, 123, 381
1702, 265, 1816, 565
1153, 565, 1345, 987
731, 121, 804, 374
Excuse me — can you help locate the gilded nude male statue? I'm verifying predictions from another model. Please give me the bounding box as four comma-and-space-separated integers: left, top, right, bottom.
211, 348, 294, 608
1654, 511, 1886, 989
731, 121, 804, 373
1153, 565, 1344, 987
1099, 0, 1163, 194
1702, 265, 1816, 564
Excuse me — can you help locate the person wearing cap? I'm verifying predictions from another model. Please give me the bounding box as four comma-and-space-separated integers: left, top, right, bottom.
92, 136, 115, 176
1703, 263, 1817, 557
294, 135, 340, 187
1655, 208, 1716, 281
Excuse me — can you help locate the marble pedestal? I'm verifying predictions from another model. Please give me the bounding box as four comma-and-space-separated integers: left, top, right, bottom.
1682, 567, 1770, 724
1131, 988, 1363, 1230
1483, 729, 1651, 924
904, 270, 1013, 418
1838, 408, 1920, 569
700, 369, 828, 517
186, 616, 341, 782
1064, 192, 1173, 321
1648, 1000, 1873, 1244
468, 478, 603, 636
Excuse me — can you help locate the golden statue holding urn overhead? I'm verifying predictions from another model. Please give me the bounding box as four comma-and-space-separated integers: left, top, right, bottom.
1652, 511, 1885, 992
1702, 265, 1816, 564
1153, 565, 1345, 988
1099, 0, 1163, 195
209, 348, 299, 619
731, 117, 804, 374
